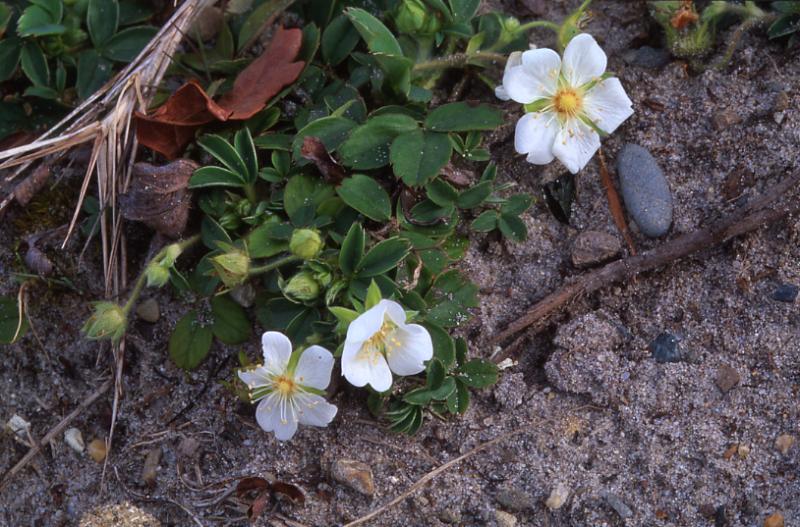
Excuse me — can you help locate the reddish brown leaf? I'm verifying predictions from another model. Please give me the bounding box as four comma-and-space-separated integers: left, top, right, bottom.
271, 481, 305, 505
120, 159, 198, 238
134, 27, 304, 158
597, 148, 637, 256
236, 477, 270, 498
217, 26, 305, 120
301, 136, 345, 184
247, 491, 271, 522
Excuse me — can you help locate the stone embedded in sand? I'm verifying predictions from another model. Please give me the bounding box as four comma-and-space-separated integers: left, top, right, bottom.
135, 298, 160, 323
601, 491, 633, 519
571, 230, 622, 268
545, 483, 570, 510
771, 283, 798, 303
775, 434, 796, 455
495, 510, 518, 527
495, 486, 535, 512
649, 333, 682, 363
617, 144, 673, 238
87, 438, 107, 462
64, 428, 85, 453
764, 512, 785, 527
141, 447, 162, 488
79, 502, 161, 527
715, 364, 741, 393
331, 459, 374, 496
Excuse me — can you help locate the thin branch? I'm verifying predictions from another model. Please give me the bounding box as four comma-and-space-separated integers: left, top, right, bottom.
491, 170, 800, 357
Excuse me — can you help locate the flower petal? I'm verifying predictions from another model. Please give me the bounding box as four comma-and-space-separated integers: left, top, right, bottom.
255, 393, 298, 441
514, 111, 558, 164
551, 118, 601, 174
385, 323, 433, 376
380, 299, 407, 326
238, 365, 272, 391
503, 48, 560, 104
341, 342, 393, 392
495, 51, 523, 101
296, 392, 338, 427
261, 332, 292, 375
583, 77, 634, 134
345, 302, 386, 345
294, 345, 334, 390
562, 34, 607, 86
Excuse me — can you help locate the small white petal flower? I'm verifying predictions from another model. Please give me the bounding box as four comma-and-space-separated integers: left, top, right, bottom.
341, 299, 433, 392
496, 33, 634, 174
238, 332, 337, 441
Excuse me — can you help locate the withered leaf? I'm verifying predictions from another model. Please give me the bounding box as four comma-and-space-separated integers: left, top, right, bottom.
440, 162, 474, 188
235, 476, 270, 498
120, 159, 198, 238
301, 136, 345, 184
14, 164, 51, 206
248, 491, 271, 522
135, 27, 304, 159
271, 481, 305, 505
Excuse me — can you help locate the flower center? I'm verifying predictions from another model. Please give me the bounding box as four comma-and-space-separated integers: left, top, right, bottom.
274, 375, 297, 396
358, 319, 401, 362
553, 88, 582, 119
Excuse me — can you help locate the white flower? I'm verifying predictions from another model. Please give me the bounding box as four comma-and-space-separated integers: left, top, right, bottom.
496, 34, 634, 174
238, 332, 337, 441
341, 299, 433, 392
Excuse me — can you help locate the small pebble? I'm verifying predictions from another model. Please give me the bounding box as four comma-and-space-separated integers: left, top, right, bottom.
135, 298, 160, 323
331, 459, 374, 496
141, 447, 162, 487
650, 333, 682, 363
177, 436, 201, 461
64, 428, 85, 453
775, 434, 796, 455
545, 482, 570, 510
617, 144, 673, 238
737, 444, 751, 459
764, 512, 785, 527
6, 414, 31, 439
715, 364, 740, 393
601, 491, 633, 519
712, 109, 742, 131
495, 486, 534, 512
771, 283, 798, 303
773, 91, 790, 112
88, 438, 108, 462
438, 508, 462, 524
571, 230, 622, 268
78, 501, 161, 527
495, 510, 518, 527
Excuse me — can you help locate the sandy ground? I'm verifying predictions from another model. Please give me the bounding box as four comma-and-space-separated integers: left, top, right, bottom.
1, 1, 799, 526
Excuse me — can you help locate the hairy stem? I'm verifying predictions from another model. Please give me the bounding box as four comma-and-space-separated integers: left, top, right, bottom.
413, 51, 507, 73
249, 254, 301, 276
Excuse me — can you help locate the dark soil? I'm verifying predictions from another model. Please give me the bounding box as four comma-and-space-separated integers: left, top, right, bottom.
2, 1, 799, 526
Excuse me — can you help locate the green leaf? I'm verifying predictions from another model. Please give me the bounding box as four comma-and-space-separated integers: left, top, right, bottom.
457, 181, 493, 209
344, 7, 402, 55
498, 213, 527, 242
169, 310, 213, 370
0, 39, 22, 83
390, 130, 452, 187
210, 295, 251, 345
24, 85, 59, 99
429, 376, 456, 400
237, 0, 285, 53
449, 0, 480, 23
87, 0, 119, 47
365, 279, 382, 309
189, 166, 246, 189
201, 216, 233, 250
447, 379, 470, 414
339, 223, 365, 276
419, 248, 447, 274
292, 116, 357, 160
257, 297, 306, 331
339, 113, 419, 169
329, 306, 359, 325
424, 102, 504, 132
423, 322, 456, 367
426, 178, 459, 207
246, 224, 289, 258
0, 296, 27, 344
16, 0, 64, 37
501, 194, 533, 215
197, 134, 249, 178
20, 42, 48, 87
119, 0, 155, 25
0, 3, 13, 36
283, 173, 335, 226
322, 14, 360, 65
356, 237, 411, 277
426, 358, 445, 390
455, 336, 467, 365
254, 133, 292, 151
101, 26, 157, 62
234, 127, 258, 184
337, 174, 392, 221
457, 358, 498, 388
471, 210, 498, 232
76, 49, 113, 100
403, 387, 433, 405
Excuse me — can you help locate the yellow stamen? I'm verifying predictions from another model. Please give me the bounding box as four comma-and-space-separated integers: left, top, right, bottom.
275, 375, 296, 396
552, 88, 583, 119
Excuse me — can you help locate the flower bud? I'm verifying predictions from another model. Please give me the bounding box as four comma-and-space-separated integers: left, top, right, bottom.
284, 272, 321, 303
82, 302, 127, 343
145, 262, 171, 288
289, 229, 323, 260
394, 0, 442, 36
211, 248, 251, 288
162, 243, 182, 266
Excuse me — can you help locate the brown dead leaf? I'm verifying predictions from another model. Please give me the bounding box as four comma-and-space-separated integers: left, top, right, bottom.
236, 476, 270, 497
301, 136, 345, 184
134, 27, 304, 159
13, 164, 51, 206
120, 159, 198, 238
440, 162, 475, 187
598, 148, 637, 256
272, 481, 305, 505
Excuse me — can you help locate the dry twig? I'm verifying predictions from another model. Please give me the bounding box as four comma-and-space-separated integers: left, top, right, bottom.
491, 170, 800, 360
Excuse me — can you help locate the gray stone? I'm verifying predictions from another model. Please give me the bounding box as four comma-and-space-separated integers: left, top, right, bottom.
772, 283, 798, 303
623, 46, 671, 69
715, 364, 740, 393
571, 230, 622, 267
495, 486, 535, 512
331, 459, 374, 496
649, 333, 682, 363
617, 144, 673, 238
601, 491, 633, 519
495, 510, 518, 527
135, 298, 160, 323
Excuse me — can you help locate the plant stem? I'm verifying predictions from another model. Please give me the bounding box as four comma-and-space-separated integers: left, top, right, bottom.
516, 20, 560, 33
121, 234, 201, 315
244, 184, 257, 204
413, 51, 507, 73
249, 254, 301, 276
